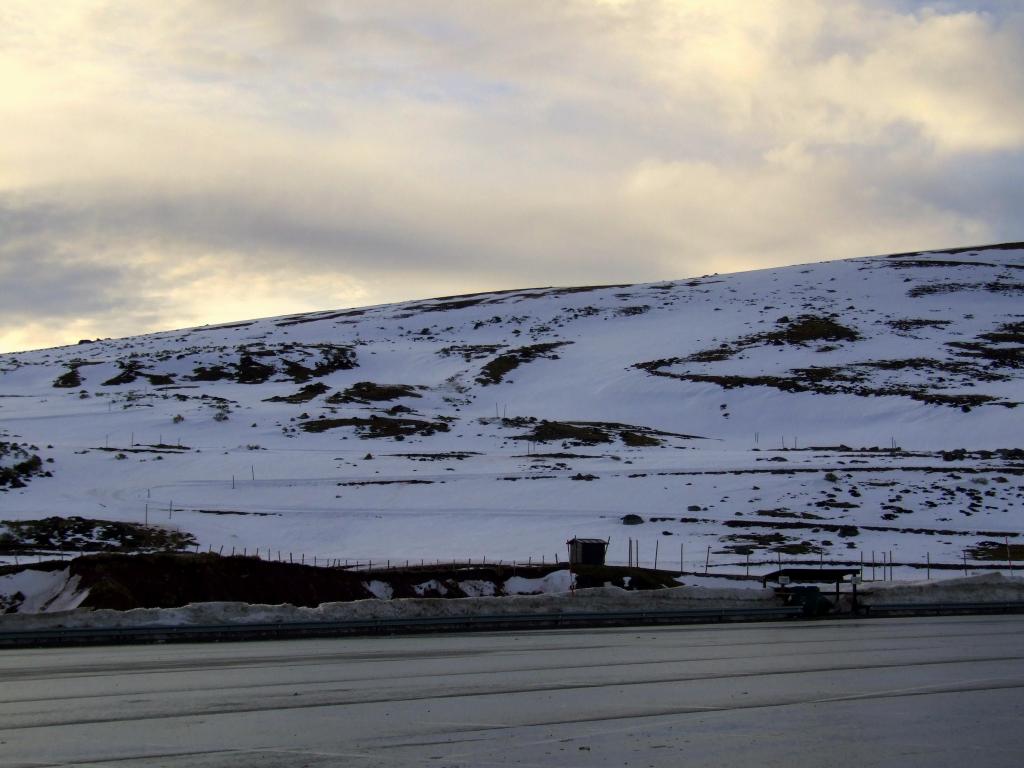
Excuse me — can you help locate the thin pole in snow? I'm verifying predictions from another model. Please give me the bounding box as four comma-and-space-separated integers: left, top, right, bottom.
654, 540, 659, 570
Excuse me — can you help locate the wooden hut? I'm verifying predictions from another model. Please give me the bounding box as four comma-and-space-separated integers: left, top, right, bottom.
567, 537, 609, 566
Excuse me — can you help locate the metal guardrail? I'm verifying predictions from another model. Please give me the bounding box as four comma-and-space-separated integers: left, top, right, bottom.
864, 600, 1024, 616
0, 606, 803, 648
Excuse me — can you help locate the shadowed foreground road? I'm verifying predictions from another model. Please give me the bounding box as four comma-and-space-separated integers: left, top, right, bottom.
2, 615, 1023, 767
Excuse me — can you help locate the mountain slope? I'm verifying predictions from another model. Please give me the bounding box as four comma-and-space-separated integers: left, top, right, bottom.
2, 244, 1023, 578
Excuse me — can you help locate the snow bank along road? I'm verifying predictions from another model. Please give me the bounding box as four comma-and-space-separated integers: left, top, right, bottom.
2, 616, 1023, 767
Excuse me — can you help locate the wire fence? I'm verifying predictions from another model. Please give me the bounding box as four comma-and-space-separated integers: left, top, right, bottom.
4, 540, 1017, 582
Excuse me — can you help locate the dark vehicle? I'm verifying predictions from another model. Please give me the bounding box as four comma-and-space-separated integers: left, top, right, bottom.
779, 585, 834, 617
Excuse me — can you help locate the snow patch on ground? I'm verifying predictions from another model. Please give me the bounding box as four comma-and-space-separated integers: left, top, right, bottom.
459, 579, 496, 597
862, 572, 1024, 604
413, 579, 448, 596
0, 568, 88, 614
1, 578, 781, 631
504, 570, 575, 595
362, 580, 393, 600
3, 573, 1022, 632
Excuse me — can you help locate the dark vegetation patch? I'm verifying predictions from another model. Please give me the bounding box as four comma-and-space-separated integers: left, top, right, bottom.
968, 540, 1024, 562
53, 367, 83, 388
941, 448, 1024, 462
887, 318, 953, 333
52, 361, 100, 388
885, 242, 1024, 258
512, 420, 699, 447
235, 353, 276, 384
188, 345, 356, 385
476, 342, 573, 385
338, 479, 434, 486
668, 315, 861, 370
754, 509, 825, 520
404, 297, 489, 313
192, 509, 279, 517
300, 415, 450, 439
621, 431, 663, 447
95, 445, 188, 454
513, 452, 604, 459
763, 315, 860, 344
518, 421, 613, 445
725, 517, 1015, 539
3, 555, 678, 611
275, 309, 367, 327
264, 382, 331, 404
495, 284, 631, 303
189, 364, 233, 382
885, 259, 1000, 269
979, 321, 1024, 345
684, 346, 737, 363
719, 532, 798, 555
0, 517, 194, 554
388, 452, 480, 461
615, 305, 650, 317
327, 382, 422, 404
907, 281, 1024, 298
0, 442, 47, 489
948, 340, 1024, 369
102, 362, 175, 387
439, 344, 506, 362
637, 352, 1013, 409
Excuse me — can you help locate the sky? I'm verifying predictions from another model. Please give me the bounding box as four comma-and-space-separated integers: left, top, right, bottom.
2, 0, 1023, 353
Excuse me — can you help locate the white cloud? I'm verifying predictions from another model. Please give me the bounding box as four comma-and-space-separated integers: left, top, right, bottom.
1, 0, 1021, 351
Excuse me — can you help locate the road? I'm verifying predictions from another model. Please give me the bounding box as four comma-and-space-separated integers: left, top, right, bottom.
2, 615, 1023, 767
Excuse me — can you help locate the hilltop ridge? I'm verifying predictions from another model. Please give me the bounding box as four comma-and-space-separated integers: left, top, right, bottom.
2, 243, 1023, 595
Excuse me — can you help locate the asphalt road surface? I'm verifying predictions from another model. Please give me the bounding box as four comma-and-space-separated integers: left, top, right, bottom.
2, 615, 1023, 767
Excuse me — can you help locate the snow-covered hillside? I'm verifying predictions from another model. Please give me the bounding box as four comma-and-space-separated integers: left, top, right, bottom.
2, 244, 1023, 577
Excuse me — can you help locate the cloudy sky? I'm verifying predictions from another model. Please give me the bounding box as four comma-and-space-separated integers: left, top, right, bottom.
2, 1, 1022, 353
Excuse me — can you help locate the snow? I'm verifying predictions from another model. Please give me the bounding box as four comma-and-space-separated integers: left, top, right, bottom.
412, 579, 448, 596
4, 572, 1021, 632
0, 580, 777, 631
2, 245, 1024, 589
862, 572, 1024, 604
362, 580, 393, 600
458, 579, 496, 597
504, 570, 575, 595
0, 568, 88, 613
